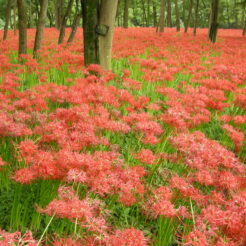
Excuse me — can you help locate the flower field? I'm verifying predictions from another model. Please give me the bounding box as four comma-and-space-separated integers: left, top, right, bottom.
0, 28, 245, 245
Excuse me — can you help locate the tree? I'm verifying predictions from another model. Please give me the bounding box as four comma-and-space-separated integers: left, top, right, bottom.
13, 0, 17, 35
67, 0, 81, 43
174, 0, 180, 31
123, 0, 129, 28
152, 2, 158, 27
208, 0, 220, 42
55, 0, 63, 30
193, 0, 199, 35
167, 0, 172, 27
157, 0, 165, 32
184, 0, 193, 33
58, 0, 74, 44
3, 0, 12, 40
33, 0, 48, 57
17, 0, 27, 56
81, 0, 118, 70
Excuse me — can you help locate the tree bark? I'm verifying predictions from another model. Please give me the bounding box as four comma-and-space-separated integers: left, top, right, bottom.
183, 0, 186, 25
17, 0, 27, 56
243, 18, 246, 36
242, 3, 246, 35
3, 0, 12, 40
33, 0, 48, 57
55, 0, 63, 30
14, 0, 17, 35
123, 0, 129, 28
193, 0, 199, 35
158, 0, 165, 32
141, 0, 147, 26
167, 0, 172, 27
47, 10, 54, 27
174, 0, 180, 31
226, 0, 230, 27
147, 0, 150, 26
184, 0, 193, 33
98, 0, 118, 70
28, 0, 33, 28
67, 10, 81, 43
208, 0, 219, 42
81, 0, 118, 69
58, 0, 74, 44
81, 0, 100, 66
153, 4, 157, 27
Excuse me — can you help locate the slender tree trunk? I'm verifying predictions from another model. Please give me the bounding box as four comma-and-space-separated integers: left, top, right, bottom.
184, 0, 193, 32
123, 0, 129, 28
153, 4, 157, 27
147, 0, 150, 26
17, 0, 27, 56
167, 0, 172, 27
208, 0, 219, 42
58, 0, 74, 44
226, 0, 230, 27
47, 10, 54, 27
193, 0, 199, 35
141, 0, 147, 26
14, 0, 17, 35
33, 0, 48, 57
81, 0, 100, 66
116, 0, 121, 27
29, 0, 33, 28
183, 0, 186, 25
67, 13, 81, 43
98, 0, 118, 70
174, 0, 180, 31
3, 0, 12, 40
158, 0, 165, 32
243, 8, 246, 36
55, 0, 63, 30
233, 0, 238, 27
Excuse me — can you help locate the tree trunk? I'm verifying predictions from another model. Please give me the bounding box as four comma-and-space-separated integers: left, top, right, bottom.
116, 0, 121, 26
208, 0, 219, 43
81, 0, 100, 66
3, 0, 12, 40
58, 0, 74, 44
141, 0, 147, 26
147, 0, 150, 26
226, 0, 230, 27
67, 13, 81, 43
183, 0, 186, 25
243, 15, 246, 36
193, 0, 199, 35
55, 0, 63, 30
184, 0, 193, 33
47, 10, 54, 27
167, 0, 172, 27
233, 0, 238, 27
153, 4, 157, 27
17, 0, 27, 56
29, 0, 33, 28
174, 0, 180, 31
98, 0, 118, 70
81, 0, 118, 69
241, 3, 245, 35
123, 0, 129, 28
33, 0, 48, 57
158, 0, 165, 32
14, 0, 17, 35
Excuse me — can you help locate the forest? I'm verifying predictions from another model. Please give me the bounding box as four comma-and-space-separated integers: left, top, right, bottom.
0, 0, 245, 245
